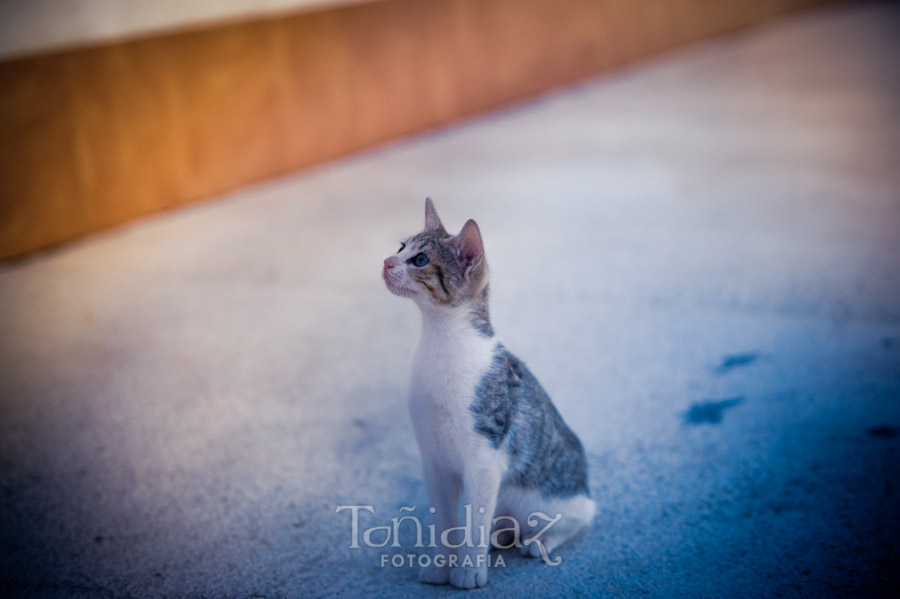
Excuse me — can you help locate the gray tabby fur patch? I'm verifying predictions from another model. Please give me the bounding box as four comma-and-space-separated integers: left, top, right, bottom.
470, 344, 590, 497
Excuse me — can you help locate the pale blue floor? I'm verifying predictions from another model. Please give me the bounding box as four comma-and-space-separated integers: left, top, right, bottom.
1, 3, 899, 597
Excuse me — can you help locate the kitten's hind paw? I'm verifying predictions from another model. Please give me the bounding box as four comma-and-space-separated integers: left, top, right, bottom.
419, 563, 449, 585
449, 565, 488, 589
520, 537, 564, 565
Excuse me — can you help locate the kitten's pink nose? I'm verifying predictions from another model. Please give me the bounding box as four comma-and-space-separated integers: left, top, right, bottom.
383, 258, 395, 270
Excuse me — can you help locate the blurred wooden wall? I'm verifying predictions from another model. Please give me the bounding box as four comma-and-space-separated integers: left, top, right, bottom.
0, 0, 826, 260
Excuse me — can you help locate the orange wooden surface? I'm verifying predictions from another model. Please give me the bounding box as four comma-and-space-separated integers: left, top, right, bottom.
0, 0, 826, 260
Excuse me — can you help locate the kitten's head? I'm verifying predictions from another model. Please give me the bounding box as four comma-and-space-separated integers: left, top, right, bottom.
382, 198, 489, 311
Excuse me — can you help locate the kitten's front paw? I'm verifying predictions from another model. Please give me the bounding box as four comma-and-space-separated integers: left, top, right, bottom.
449, 565, 488, 589
419, 563, 449, 585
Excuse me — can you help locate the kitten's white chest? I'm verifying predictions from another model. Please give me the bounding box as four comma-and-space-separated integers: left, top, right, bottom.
408, 311, 497, 473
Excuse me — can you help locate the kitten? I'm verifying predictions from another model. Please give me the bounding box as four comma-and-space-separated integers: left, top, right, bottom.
382, 198, 595, 589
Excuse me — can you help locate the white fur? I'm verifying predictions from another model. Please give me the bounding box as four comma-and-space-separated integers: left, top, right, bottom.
410, 306, 501, 478
496, 488, 596, 558
409, 305, 501, 588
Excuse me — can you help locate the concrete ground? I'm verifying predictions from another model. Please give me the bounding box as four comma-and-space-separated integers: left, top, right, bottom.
2, 2, 899, 598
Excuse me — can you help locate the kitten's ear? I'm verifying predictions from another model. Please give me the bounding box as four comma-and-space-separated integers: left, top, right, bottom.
455, 219, 484, 277
424, 197, 445, 233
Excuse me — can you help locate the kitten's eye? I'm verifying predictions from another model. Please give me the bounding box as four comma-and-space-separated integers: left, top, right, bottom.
397, 242, 406, 254
411, 253, 429, 267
